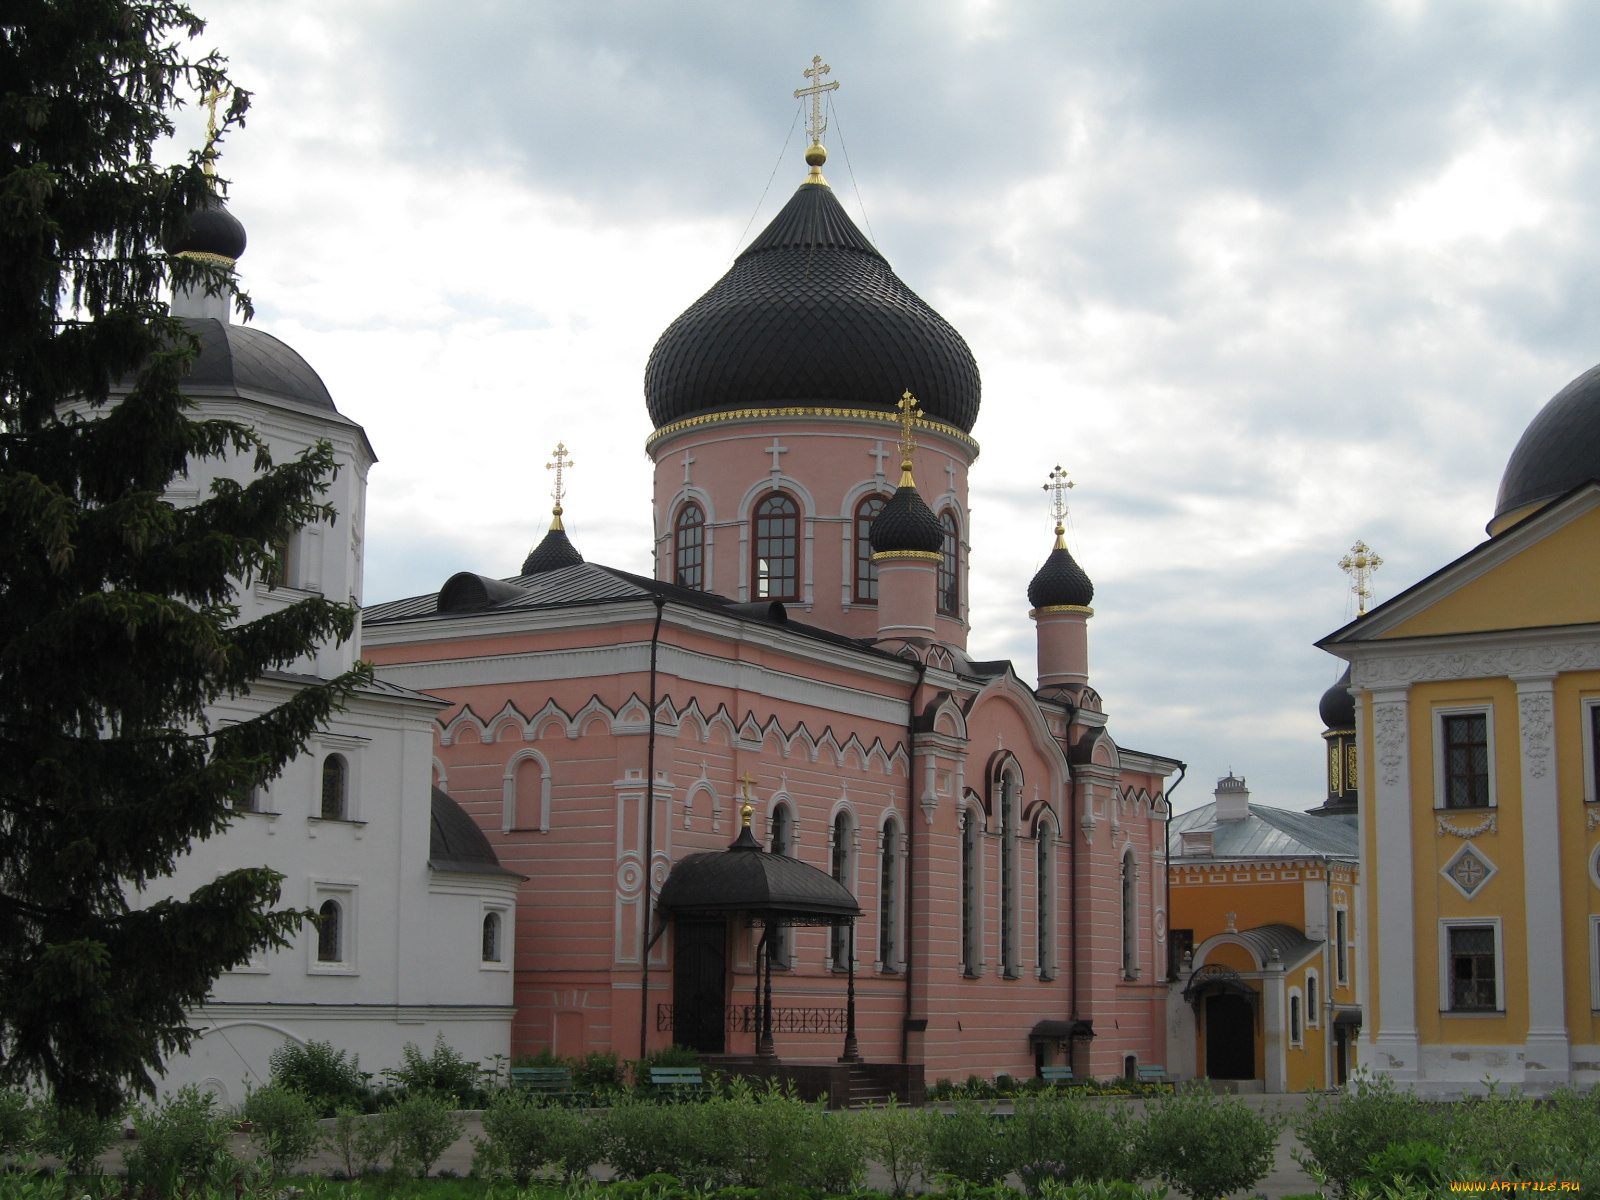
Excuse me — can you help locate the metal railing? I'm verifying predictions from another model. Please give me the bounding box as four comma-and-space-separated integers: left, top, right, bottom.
656, 1003, 847, 1034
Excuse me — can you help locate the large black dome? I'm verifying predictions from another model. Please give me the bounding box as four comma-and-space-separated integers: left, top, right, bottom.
644, 179, 980, 432
153, 318, 336, 411
1494, 361, 1600, 529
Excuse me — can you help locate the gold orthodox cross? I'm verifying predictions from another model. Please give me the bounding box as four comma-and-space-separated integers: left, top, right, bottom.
1044, 465, 1074, 542
546, 443, 574, 528
896, 391, 921, 465
794, 56, 840, 146
1339, 539, 1383, 615
201, 85, 229, 176
739, 771, 756, 825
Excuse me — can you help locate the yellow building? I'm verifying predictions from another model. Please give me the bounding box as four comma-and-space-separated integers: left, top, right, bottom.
1168, 773, 1360, 1092
1319, 364, 1600, 1093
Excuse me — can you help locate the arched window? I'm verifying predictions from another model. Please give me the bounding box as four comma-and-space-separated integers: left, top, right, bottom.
879, 819, 900, 972
854, 494, 887, 603
960, 808, 980, 976
752, 493, 799, 601
1289, 992, 1304, 1045
937, 510, 960, 616
674, 502, 705, 590
1123, 1054, 1138, 1080
316, 899, 343, 963
768, 804, 793, 968
830, 812, 853, 969
1306, 972, 1319, 1025
1036, 824, 1054, 978
1121, 851, 1138, 980
320, 755, 348, 820
999, 773, 1018, 977
482, 911, 502, 963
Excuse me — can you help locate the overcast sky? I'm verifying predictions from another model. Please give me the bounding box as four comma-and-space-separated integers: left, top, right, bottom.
185, 0, 1600, 811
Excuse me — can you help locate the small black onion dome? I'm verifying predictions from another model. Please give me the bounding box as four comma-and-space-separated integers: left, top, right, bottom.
1028, 544, 1094, 609
520, 524, 584, 575
644, 180, 981, 432
1493, 361, 1600, 529
1319, 667, 1355, 729
870, 485, 944, 554
165, 196, 247, 261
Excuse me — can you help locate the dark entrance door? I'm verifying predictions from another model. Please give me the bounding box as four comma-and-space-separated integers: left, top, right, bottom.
1333, 1025, 1349, 1086
672, 919, 727, 1053
1204, 992, 1255, 1079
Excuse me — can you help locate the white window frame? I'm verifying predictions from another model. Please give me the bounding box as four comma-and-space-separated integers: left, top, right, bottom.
876, 817, 904, 975
1583, 698, 1600, 805
480, 902, 511, 971
1287, 986, 1304, 1046
959, 804, 985, 977
308, 880, 358, 975
311, 741, 364, 823
1438, 917, 1503, 1014
1305, 969, 1321, 1026
1432, 704, 1497, 810
1333, 906, 1350, 986
1036, 822, 1057, 982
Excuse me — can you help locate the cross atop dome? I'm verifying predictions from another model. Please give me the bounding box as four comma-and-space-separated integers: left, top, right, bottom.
547, 442, 575, 531
896, 391, 921, 486
1044, 464, 1074, 550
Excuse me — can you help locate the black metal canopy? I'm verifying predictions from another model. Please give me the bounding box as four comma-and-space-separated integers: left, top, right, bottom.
1028, 1019, 1096, 1042
656, 825, 860, 925
1182, 963, 1260, 1012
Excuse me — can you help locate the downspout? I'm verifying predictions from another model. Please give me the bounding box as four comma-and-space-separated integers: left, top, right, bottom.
900, 660, 927, 1064
1163, 764, 1186, 981
638, 594, 667, 1059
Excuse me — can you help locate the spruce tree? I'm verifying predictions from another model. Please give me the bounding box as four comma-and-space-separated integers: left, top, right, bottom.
0, 0, 373, 1114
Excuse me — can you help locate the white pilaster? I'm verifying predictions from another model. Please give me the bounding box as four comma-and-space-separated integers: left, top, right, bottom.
1263, 959, 1287, 1093
1370, 686, 1419, 1081
1514, 673, 1569, 1086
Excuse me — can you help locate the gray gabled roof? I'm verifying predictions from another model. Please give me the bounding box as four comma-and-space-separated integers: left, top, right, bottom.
1169, 801, 1357, 862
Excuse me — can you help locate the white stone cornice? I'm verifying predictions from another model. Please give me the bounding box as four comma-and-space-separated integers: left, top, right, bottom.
1347, 627, 1600, 690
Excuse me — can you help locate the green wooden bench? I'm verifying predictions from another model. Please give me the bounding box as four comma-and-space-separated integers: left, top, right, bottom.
649, 1066, 706, 1100
1039, 1065, 1074, 1087
1136, 1065, 1167, 1085
510, 1066, 585, 1105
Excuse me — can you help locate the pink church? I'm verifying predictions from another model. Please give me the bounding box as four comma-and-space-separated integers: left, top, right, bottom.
361, 140, 1180, 1096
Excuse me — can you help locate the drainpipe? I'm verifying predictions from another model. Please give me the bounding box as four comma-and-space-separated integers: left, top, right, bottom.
638, 594, 667, 1060
900, 660, 927, 1065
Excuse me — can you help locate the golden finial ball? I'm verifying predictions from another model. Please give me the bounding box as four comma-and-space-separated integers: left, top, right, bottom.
805, 143, 828, 167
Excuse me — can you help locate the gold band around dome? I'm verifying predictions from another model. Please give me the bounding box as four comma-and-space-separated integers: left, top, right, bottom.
871, 550, 943, 562
1030, 605, 1094, 617
646, 407, 981, 455
174, 250, 237, 266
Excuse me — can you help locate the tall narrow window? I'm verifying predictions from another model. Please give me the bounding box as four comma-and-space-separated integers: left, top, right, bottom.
854, 494, 887, 602
1289, 993, 1303, 1045
1443, 713, 1490, 808
1306, 972, 1319, 1024
1449, 925, 1497, 1011
960, 808, 979, 976
830, 812, 853, 969
753, 493, 798, 601
879, 819, 900, 971
673, 503, 705, 589
937, 510, 960, 616
999, 773, 1018, 977
316, 899, 343, 963
768, 805, 793, 967
482, 911, 502, 963
320, 755, 348, 820
1334, 909, 1349, 985
1121, 851, 1138, 979
1036, 825, 1054, 977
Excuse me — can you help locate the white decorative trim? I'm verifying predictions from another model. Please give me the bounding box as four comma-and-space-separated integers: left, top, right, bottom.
1439, 841, 1497, 899
1350, 635, 1600, 691
1373, 698, 1409, 788
1517, 686, 1555, 780
1438, 812, 1497, 837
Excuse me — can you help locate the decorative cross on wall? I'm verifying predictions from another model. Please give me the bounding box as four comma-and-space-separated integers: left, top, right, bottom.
793, 56, 840, 146
868, 441, 890, 479
765, 438, 789, 473
681, 451, 695, 485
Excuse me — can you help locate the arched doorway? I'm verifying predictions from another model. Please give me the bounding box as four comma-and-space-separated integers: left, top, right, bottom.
1204, 992, 1255, 1079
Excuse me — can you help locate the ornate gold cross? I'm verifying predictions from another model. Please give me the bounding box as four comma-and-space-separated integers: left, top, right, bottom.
739, 771, 756, 826
1044, 464, 1074, 544
1339, 539, 1384, 615
546, 443, 574, 528
794, 56, 840, 147
201, 85, 229, 176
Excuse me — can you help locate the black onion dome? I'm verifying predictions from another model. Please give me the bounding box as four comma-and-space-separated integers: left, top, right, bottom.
870, 485, 944, 554
1494, 362, 1600, 528
120, 318, 335, 410
521, 525, 584, 575
166, 196, 247, 261
1319, 667, 1355, 729
644, 180, 981, 431
1028, 545, 1094, 609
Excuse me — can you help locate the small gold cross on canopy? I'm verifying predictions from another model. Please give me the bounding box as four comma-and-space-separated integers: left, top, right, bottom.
1043, 465, 1075, 548
739, 771, 756, 826
794, 56, 840, 147
895, 391, 922, 487
546, 443, 574, 529
201, 85, 229, 176
1339, 539, 1384, 615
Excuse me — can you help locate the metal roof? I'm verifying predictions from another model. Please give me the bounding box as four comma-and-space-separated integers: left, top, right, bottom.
1169, 801, 1357, 862
429, 787, 522, 877
656, 826, 860, 922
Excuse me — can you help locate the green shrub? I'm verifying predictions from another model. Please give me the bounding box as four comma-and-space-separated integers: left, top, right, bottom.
0, 1089, 30, 1163
473, 1091, 601, 1184
1293, 1073, 1448, 1196
705, 1081, 863, 1192
862, 1097, 930, 1195
573, 1050, 626, 1094
124, 1084, 239, 1192
30, 1099, 122, 1176
1011, 1093, 1131, 1189
243, 1083, 321, 1176
387, 1092, 466, 1178
924, 1101, 1014, 1185
1035, 1183, 1169, 1200
1134, 1088, 1283, 1200
1362, 1141, 1446, 1190
385, 1033, 487, 1105
601, 1096, 703, 1181
270, 1038, 372, 1116
324, 1105, 394, 1179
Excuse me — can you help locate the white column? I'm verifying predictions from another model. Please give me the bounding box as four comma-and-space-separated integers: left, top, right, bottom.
1369, 686, 1419, 1082
1514, 673, 1569, 1087
1263, 958, 1287, 1093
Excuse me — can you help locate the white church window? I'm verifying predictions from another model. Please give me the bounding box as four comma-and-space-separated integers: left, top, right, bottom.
854, 494, 886, 602
753, 492, 799, 601
1036, 822, 1055, 979
482, 911, 502, 963
830, 811, 853, 970
937, 510, 960, 616
999, 771, 1019, 978
1435, 707, 1494, 809
878, 818, 900, 972
1334, 907, 1350, 985
315, 899, 343, 963
1288, 989, 1304, 1045
674, 503, 705, 590
960, 807, 980, 976
1306, 970, 1320, 1025
1444, 921, 1500, 1012
1121, 850, 1139, 980
320, 754, 348, 819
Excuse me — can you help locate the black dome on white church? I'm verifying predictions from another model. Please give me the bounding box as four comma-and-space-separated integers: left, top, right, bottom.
1494, 361, 1600, 529
164, 195, 248, 262
644, 153, 981, 432
171, 319, 337, 411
